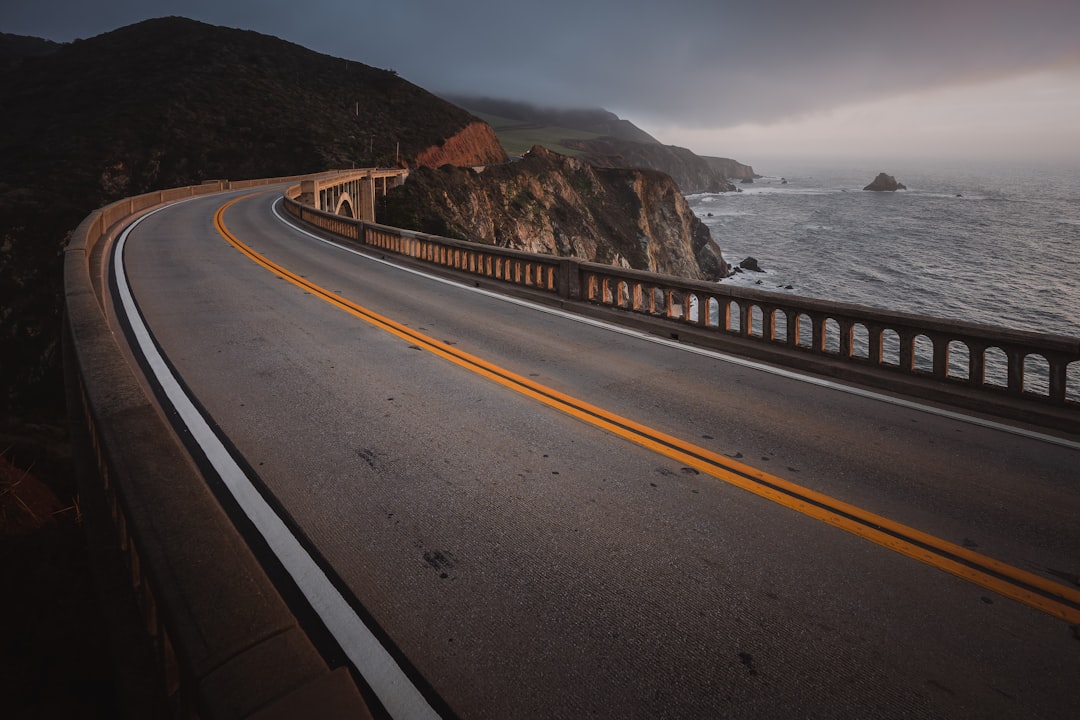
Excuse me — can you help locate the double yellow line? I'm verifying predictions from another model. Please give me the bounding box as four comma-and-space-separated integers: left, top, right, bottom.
215, 194, 1080, 625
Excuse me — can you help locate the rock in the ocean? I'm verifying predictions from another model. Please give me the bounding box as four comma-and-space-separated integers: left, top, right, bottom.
863, 172, 907, 191
739, 257, 764, 272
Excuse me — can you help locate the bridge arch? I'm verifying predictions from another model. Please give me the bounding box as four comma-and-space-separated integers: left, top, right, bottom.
334, 192, 356, 218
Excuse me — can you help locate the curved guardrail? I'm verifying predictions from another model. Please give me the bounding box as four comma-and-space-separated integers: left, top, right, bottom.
283, 180, 1080, 433
63, 176, 371, 718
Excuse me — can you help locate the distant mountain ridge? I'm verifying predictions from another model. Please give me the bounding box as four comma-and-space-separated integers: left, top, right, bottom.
448, 95, 756, 193
444, 95, 662, 145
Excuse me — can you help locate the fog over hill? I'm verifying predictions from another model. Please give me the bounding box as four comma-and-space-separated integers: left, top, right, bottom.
449, 95, 756, 194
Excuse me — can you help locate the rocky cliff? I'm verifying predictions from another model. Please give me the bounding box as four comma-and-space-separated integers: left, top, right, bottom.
561, 137, 756, 194
380, 146, 728, 281
414, 121, 507, 168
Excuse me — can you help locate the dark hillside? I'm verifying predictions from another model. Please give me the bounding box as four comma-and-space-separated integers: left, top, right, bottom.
0, 32, 62, 66
2, 16, 498, 197
1, 19, 505, 713
0, 16, 504, 424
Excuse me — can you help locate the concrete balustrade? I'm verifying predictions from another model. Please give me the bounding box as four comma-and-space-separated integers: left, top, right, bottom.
581, 265, 1079, 405
285, 181, 1079, 431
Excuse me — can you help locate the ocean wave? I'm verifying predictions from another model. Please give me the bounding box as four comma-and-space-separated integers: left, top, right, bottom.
699, 209, 753, 218
690, 162, 1080, 336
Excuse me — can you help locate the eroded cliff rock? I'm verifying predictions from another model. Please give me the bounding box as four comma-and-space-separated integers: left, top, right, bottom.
413, 121, 507, 168
380, 146, 729, 281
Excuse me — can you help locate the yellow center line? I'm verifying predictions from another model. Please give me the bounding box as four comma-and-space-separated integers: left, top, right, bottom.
215, 194, 1080, 625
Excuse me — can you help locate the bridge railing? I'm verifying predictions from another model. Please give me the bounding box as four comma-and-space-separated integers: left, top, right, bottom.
581, 264, 1080, 404
284, 187, 1080, 423
64, 176, 370, 718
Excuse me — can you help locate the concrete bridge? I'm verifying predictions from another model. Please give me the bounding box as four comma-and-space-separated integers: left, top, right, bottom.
284, 176, 1080, 429
63, 170, 1080, 719
298, 168, 408, 221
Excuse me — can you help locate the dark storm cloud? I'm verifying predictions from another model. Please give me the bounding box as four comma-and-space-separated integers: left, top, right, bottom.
4, 0, 1079, 127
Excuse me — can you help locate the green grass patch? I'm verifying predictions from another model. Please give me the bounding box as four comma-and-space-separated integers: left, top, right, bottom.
468, 110, 601, 157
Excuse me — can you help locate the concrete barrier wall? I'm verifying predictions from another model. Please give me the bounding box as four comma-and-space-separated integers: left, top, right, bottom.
283, 189, 1080, 433
63, 177, 371, 719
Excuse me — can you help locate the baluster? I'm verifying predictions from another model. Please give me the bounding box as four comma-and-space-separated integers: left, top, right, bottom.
969, 343, 986, 388
838, 319, 853, 357
1007, 349, 1025, 394
868, 325, 883, 364
932, 335, 949, 378
1048, 358, 1067, 403
786, 310, 799, 348
899, 331, 915, 371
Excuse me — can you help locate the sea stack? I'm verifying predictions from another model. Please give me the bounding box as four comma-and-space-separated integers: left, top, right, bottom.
864, 172, 907, 191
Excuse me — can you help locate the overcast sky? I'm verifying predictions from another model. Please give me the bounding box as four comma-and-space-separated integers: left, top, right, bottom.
5, 1, 1079, 164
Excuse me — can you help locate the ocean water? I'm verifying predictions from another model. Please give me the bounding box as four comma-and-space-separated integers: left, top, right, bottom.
690, 159, 1080, 339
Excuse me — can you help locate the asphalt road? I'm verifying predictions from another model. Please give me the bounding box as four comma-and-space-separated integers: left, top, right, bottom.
113, 189, 1080, 719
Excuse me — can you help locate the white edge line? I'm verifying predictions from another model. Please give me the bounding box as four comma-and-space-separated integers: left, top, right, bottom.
114, 201, 441, 720
271, 197, 1080, 452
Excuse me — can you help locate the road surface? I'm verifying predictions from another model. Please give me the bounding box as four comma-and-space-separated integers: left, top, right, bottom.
110, 188, 1080, 719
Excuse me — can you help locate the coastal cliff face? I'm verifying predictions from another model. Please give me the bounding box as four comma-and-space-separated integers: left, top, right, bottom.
414, 121, 507, 168
561, 137, 756, 194
380, 146, 728, 281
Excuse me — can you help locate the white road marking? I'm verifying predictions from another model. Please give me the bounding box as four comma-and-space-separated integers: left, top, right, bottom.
272, 197, 1080, 452
115, 202, 442, 720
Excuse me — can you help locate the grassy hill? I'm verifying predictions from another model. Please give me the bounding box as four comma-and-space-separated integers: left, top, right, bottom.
464, 109, 604, 157
446, 95, 663, 157
447, 95, 756, 193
